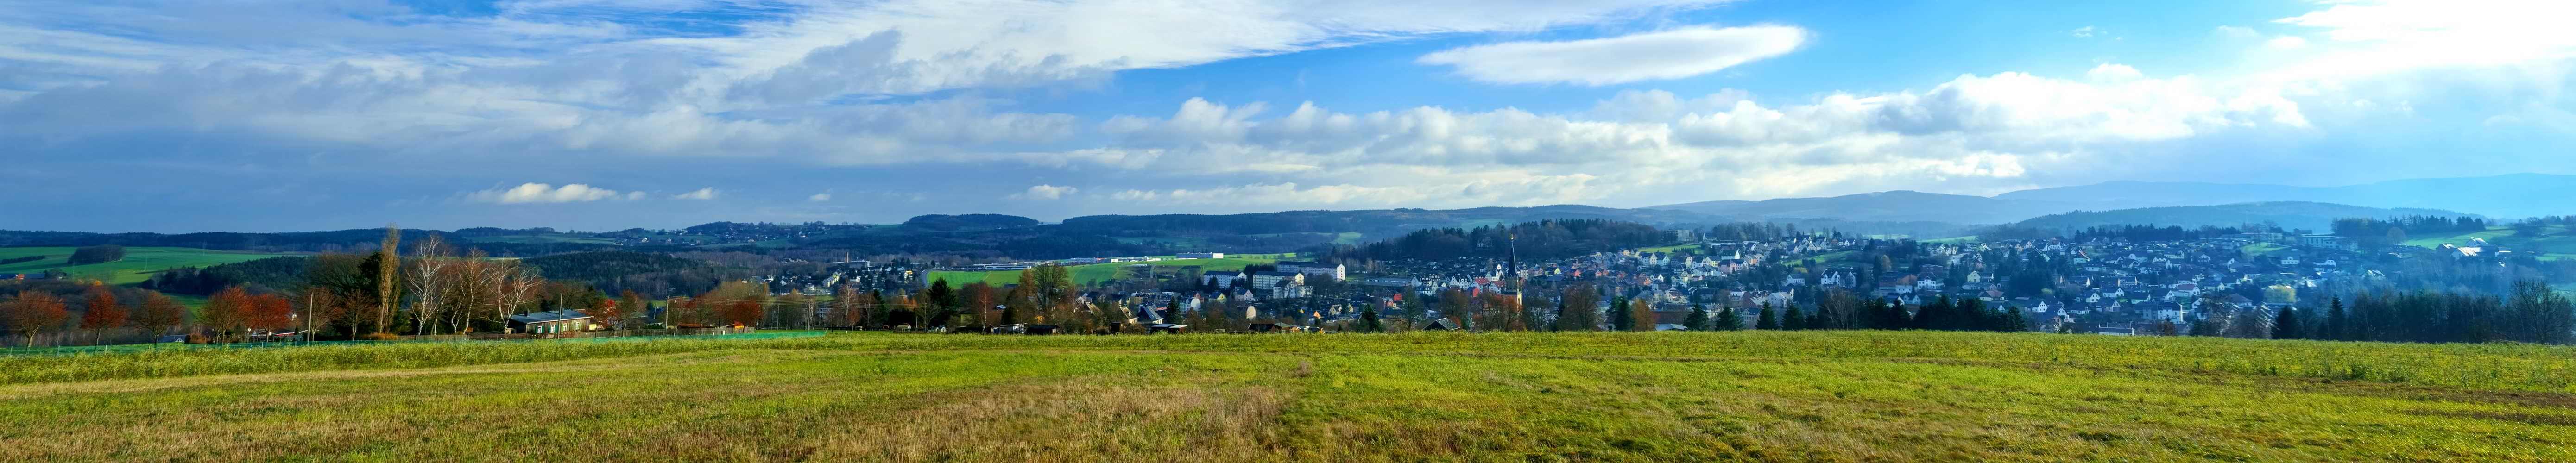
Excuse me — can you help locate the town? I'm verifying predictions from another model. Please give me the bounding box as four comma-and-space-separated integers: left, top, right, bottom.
698, 218, 2569, 345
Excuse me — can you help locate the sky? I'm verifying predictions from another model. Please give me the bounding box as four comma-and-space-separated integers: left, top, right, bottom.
2, 0, 2572, 232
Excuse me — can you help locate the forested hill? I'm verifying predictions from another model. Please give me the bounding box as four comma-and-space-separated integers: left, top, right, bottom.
2008, 202, 2475, 233
901, 214, 1040, 231
0, 228, 466, 253
1322, 219, 1671, 263
1049, 205, 1721, 236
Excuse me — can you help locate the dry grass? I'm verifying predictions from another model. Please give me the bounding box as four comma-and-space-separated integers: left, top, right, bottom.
2, 332, 2572, 462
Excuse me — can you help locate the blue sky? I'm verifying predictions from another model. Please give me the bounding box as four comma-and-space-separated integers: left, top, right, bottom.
2, 0, 2571, 232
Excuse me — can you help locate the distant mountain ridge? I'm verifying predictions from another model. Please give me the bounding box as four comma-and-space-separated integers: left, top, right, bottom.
1993, 173, 2576, 219
1651, 173, 2574, 225
2008, 202, 2475, 232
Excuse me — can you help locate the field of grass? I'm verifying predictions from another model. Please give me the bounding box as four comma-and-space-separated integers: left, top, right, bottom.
1635, 244, 1701, 253
2, 331, 2570, 462
0, 246, 299, 285
461, 234, 622, 245
2239, 242, 2292, 257
2405, 225, 2576, 260
1922, 235, 1980, 244
926, 254, 1294, 288
1788, 250, 1858, 267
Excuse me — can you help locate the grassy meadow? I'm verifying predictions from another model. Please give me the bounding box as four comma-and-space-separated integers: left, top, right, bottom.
2, 331, 2572, 462
1635, 244, 1702, 254
2405, 224, 2576, 260
0, 246, 298, 285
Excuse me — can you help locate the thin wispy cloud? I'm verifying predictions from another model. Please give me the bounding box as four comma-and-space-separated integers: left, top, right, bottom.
1417, 26, 1806, 86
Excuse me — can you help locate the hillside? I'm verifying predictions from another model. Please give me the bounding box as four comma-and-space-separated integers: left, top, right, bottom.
2403, 224, 2576, 260
1650, 173, 2576, 230
1651, 190, 2070, 225
2009, 201, 2475, 232
0, 331, 2568, 462
1996, 173, 2576, 219
0, 246, 301, 285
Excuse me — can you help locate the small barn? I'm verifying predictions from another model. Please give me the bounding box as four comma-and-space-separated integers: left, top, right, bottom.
1148, 323, 1189, 334
507, 310, 594, 334
1422, 318, 1463, 332
1244, 323, 1282, 333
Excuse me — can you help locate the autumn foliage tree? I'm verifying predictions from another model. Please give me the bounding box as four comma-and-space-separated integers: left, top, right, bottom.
723, 300, 762, 327
201, 286, 256, 342
80, 286, 128, 343
246, 293, 296, 337
1626, 298, 1657, 332
134, 290, 188, 338
6, 291, 70, 346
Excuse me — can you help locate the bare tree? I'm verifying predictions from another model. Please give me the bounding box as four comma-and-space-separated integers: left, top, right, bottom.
407, 234, 454, 336
490, 260, 546, 333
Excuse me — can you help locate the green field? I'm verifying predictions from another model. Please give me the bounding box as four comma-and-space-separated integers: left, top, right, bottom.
926, 254, 1295, 287
1636, 244, 1702, 253
0, 331, 2568, 462
0, 246, 298, 285
2239, 242, 2292, 257
461, 235, 622, 245
1789, 250, 1857, 267
1922, 235, 1980, 244
2402, 225, 2576, 260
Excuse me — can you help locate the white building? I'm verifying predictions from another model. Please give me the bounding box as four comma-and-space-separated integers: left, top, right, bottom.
1275, 261, 1346, 281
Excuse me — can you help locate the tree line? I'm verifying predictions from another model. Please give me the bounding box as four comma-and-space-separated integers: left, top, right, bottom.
1322, 219, 1669, 264
1, 226, 639, 347
2244, 282, 2575, 344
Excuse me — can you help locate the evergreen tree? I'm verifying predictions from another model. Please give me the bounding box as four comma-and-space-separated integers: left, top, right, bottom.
1715, 306, 1742, 331
1360, 305, 1383, 333
1783, 307, 1807, 331
1683, 304, 1710, 331
1915, 296, 1952, 330
2187, 317, 2218, 337
2272, 306, 2303, 340
1755, 302, 1778, 330
1609, 296, 1634, 331
2001, 307, 2027, 332
1875, 299, 1909, 330
2321, 298, 2348, 341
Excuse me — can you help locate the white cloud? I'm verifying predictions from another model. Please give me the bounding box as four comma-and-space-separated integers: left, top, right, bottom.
469, 183, 632, 204
2264, 0, 2576, 80
2266, 36, 2310, 49
2071, 26, 2098, 38
2085, 63, 2144, 81
1075, 63, 2318, 209
1417, 25, 1806, 85
672, 188, 719, 200
1010, 184, 1078, 200
808, 192, 833, 202
0, 0, 1743, 168
5, 0, 2573, 222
